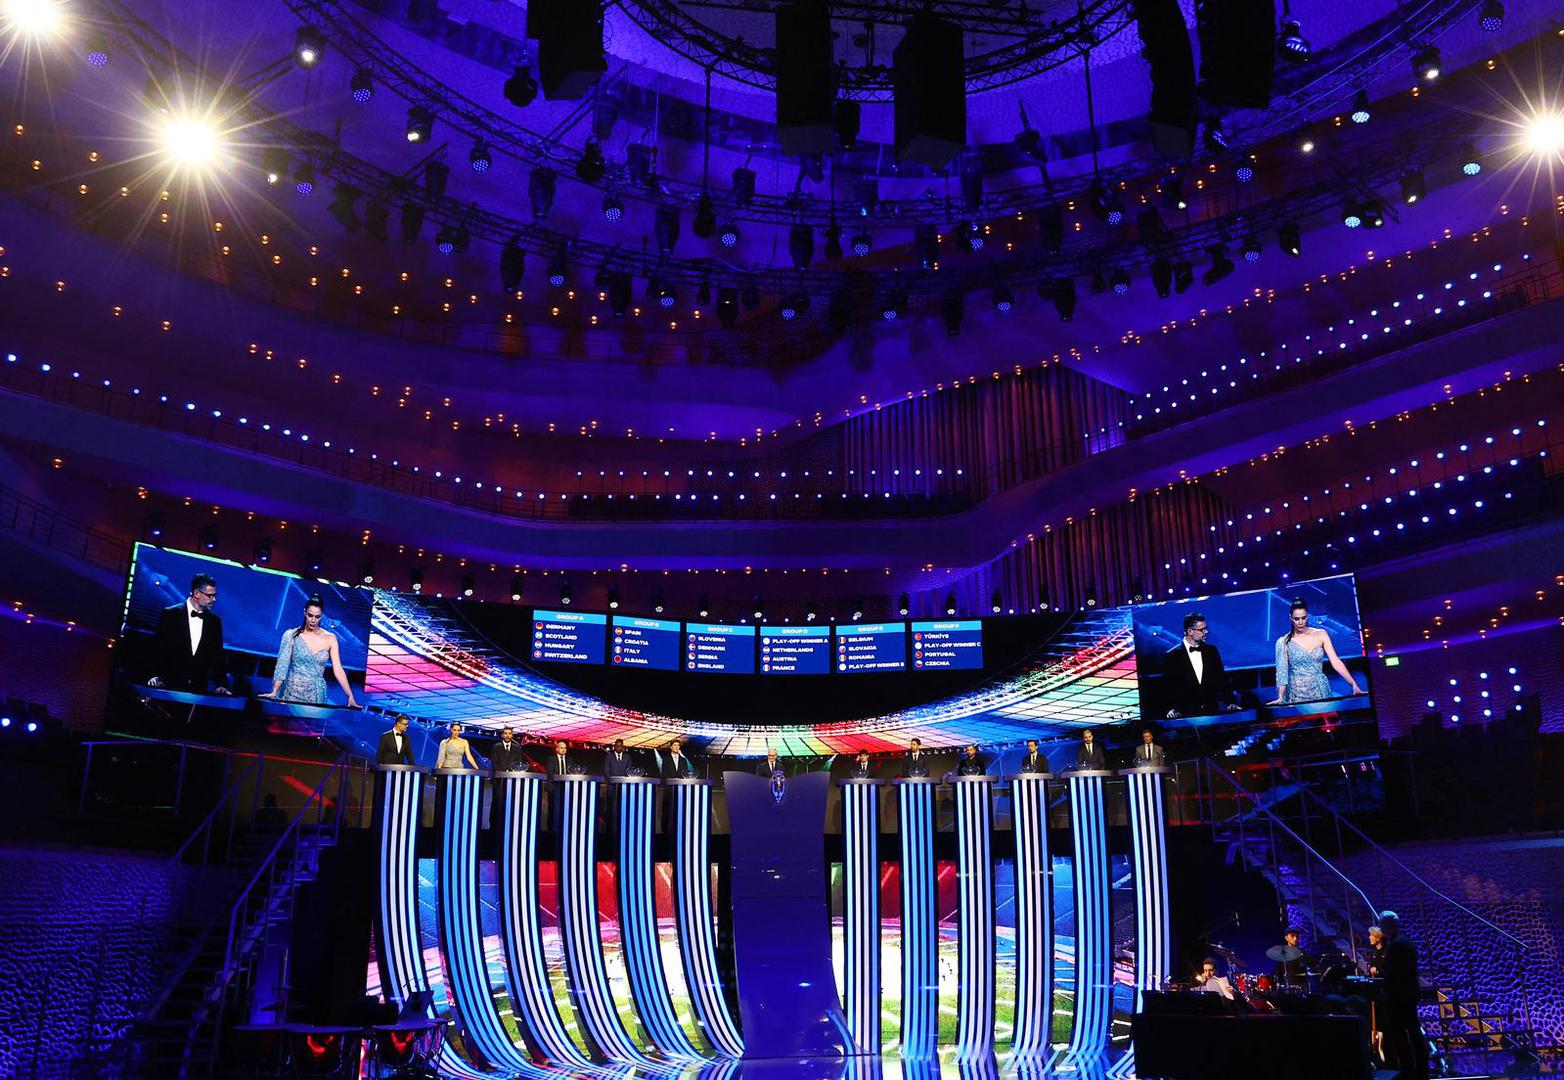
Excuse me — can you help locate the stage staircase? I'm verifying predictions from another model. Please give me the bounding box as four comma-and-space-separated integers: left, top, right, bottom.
76, 757, 351, 1079
1193, 758, 1541, 1069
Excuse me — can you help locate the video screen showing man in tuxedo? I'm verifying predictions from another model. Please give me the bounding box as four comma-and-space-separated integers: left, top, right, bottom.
1157, 612, 1234, 719
146, 573, 232, 695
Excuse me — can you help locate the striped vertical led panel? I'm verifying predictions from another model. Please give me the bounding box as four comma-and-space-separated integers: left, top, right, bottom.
556, 777, 658, 1065
895, 779, 938, 1061
1007, 774, 1054, 1062
670, 779, 745, 1058
497, 772, 593, 1068
375, 766, 429, 1008
1062, 773, 1112, 1065
615, 778, 705, 1060
1124, 768, 1172, 1013
954, 777, 997, 1061
436, 770, 537, 1070
840, 779, 882, 1054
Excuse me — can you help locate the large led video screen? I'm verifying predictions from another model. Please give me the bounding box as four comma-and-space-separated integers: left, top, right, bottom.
1129, 574, 1370, 723
117, 543, 373, 701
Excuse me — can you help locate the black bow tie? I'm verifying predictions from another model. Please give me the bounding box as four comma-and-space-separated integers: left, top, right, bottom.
1188, 643, 1201, 652
190, 610, 207, 620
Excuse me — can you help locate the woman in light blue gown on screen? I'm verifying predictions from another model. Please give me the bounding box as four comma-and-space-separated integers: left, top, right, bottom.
1270, 599, 1364, 704
259, 595, 358, 707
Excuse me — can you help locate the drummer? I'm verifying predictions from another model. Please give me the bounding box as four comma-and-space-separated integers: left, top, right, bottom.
1272, 928, 1307, 988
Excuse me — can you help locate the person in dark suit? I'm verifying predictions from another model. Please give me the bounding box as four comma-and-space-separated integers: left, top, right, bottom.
490, 727, 525, 773
756, 748, 784, 777
661, 737, 695, 780
1019, 739, 1046, 773
146, 572, 231, 694
1379, 912, 1429, 1080
602, 738, 637, 778
376, 714, 414, 766
957, 744, 986, 776
1074, 729, 1107, 770
1131, 727, 1167, 766
901, 737, 930, 778
544, 738, 576, 777
848, 750, 874, 778
1159, 611, 1238, 719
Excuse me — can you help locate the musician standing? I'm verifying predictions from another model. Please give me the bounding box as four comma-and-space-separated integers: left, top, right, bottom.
1379, 912, 1429, 1080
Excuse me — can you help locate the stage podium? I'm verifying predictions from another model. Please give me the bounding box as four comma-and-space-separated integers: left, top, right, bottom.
724, 770, 848, 1059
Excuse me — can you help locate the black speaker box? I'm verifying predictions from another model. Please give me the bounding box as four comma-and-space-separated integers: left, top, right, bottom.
776, 1, 836, 155
893, 15, 965, 167
529, 0, 606, 100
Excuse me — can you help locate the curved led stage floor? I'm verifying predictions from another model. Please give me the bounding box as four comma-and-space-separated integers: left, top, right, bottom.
363, 591, 1138, 752
373, 766, 1171, 1078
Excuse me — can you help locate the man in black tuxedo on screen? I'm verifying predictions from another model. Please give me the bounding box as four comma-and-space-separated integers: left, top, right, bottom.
1160, 612, 1238, 719
146, 572, 232, 695
376, 714, 414, 766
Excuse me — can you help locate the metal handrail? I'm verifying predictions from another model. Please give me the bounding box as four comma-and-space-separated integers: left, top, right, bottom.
1203, 758, 1382, 923
1288, 779, 1529, 950
168, 757, 264, 865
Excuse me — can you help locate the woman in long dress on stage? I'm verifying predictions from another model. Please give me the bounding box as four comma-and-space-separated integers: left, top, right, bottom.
260, 595, 358, 707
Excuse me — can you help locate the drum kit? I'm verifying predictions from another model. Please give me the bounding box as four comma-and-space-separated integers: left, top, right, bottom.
1203, 941, 1327, 1012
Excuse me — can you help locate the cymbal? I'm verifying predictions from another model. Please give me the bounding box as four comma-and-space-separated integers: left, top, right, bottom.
1207, 942, 1240, 958
1266, 944, 1305, 962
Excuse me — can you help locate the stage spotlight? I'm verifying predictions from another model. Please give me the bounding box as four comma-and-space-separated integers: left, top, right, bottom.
292, 163, 315, 195
789, 223, 814, 269
2, 1, 64, 40
1089, 179, 1125, 225
1110, 268, 1131, 295
897, 593, 910, 616
1172, 259, 1194, 293
1342, 202, 1364, 228
405, 105, 434, 143
511, 576, 524, 602
626, 143, 656, 186
454, 574, 473, 598
1360, 200, 1385, 229
361, 561, 377, 585
716, 286, 738, 328
731, 166, 757, 206
1151, 258, 1172, 298
306, 548, 325, 575
365, 203, 389, 242
944, 593, 958, 616
881, 290, 908, 321
1460, 143, 1482, 176
1084, 584, 1099, 608
992, 281, 1014, 312
990, 591, 1002, 614
779, 291, 809, 320
1137, 206, 1166, 242
423, 160, 450, 199
1203, 120, 1230, 155
469, 139, 492, 173
1412, 45, 1441, 82
850, 228, 872, 257
294, 26, 325, 68
1278, 221, 1301, 256
836, 98, 861, 150
751, 596, 764, 620
400, 203, 426, 245
853, 178, 879, 217
851, 603, 863, 622
547, 251, 567, 286
145, 511, 166, 540
1478, 0, 1503, 31
529, 167, 556, 220
651, 589, 665, 613
350, 68, 374, 103
742, 285, 762, 310
1202, 243, 1235, 285
559, 582, 572, 606
719, 221, 740, 248
409, 567, 424, 592
1276, 16, 1309, 62
199, 525, 219, 552
697, 596, 710, 619
1157, 175, 1187, 211
653, 205, 680, 254
435, 225, 459, 255
262, 147, 289, 186
328, 184, 361, 231
499, 240, 525, 292
607, 586, 620, 610
941, 290, 964, 334
601, 192, 623, 221
1296, 125, 1316, 154
1522, 113, 1564, 159
1350, 89, 1371, 125
692, 192, 717, 239
252, 538, 272, 565
1234, 157, 1255, 182
608, 273, 631, 315
1241, 234, 1262, 262
1050, 277, 1076, 322
575, 140, 606, 182
158, 112, 223, 170
656, 282, 677, 309
914, 224, 939, 268
503, 65, 539, 107
958, 219, 984, 251
1399, 169, 1424, 204
823, 222, 843, 260
1016, 126, 1048, 163
85, 31, 109, 67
